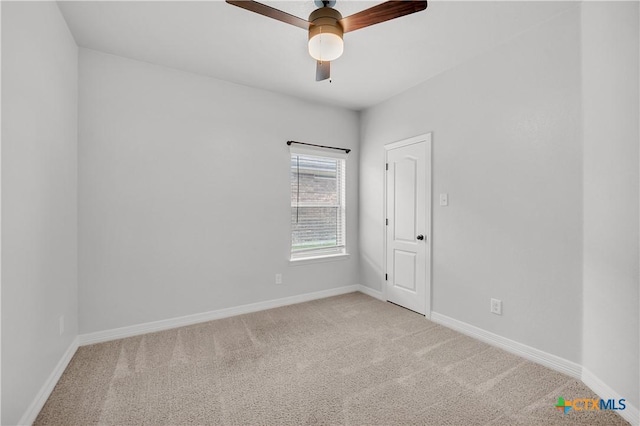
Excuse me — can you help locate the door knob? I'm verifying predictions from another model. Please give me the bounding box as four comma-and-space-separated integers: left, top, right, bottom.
416, 235, 424, 240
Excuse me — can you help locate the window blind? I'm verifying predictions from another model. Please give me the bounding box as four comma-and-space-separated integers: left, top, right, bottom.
290, 153, 346, 258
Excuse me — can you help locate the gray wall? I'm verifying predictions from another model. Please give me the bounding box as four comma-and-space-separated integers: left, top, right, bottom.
78, 49, 360, 334
1, 2, 78, 424
581, 1, 639, 410
360, 6, 583, 363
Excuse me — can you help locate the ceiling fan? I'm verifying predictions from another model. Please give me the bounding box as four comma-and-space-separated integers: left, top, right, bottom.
226, 0, 428, 81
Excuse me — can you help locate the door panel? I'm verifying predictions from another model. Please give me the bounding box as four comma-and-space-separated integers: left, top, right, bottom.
385, 138, 430, 315
394, 158, 417, 242
393, 250, 416, 291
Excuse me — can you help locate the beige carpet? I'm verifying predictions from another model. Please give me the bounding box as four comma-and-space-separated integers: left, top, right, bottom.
35, 292, 628, 425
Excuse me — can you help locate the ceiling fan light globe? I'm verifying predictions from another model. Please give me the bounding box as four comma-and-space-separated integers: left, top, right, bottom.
308, 32, 343, 61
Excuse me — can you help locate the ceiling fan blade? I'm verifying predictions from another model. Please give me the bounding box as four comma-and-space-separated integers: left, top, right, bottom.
226, 1, 310, 30
316, 61, 330, 81
339, 1, 427, 33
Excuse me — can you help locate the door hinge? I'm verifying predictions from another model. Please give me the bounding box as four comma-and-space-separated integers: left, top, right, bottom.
385, 273, 388, 281
385, 163, 388, 170
386, 218, 388, 226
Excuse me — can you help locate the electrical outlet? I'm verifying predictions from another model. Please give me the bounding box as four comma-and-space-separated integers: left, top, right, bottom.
275, 273, 283, 285
490, 298, 502, 315
59, 315, 64, 336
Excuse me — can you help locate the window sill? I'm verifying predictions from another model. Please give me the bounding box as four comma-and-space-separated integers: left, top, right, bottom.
289, 253, 350, 267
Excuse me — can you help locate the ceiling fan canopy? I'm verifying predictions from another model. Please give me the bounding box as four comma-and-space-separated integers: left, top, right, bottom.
226, 0, 428, 81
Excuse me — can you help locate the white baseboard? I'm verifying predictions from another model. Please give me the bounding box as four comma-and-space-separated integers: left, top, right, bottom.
79, 285, 362, 346
356, 284, 385, 301
582, 368, 639, 426
430, 312, 582, 380
18, 337, 79, 426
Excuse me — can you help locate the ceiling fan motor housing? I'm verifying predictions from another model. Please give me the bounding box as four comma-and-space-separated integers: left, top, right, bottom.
308, 7, 344, 61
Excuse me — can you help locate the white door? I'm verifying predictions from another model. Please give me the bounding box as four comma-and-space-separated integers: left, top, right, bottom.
385, 135, 431, 315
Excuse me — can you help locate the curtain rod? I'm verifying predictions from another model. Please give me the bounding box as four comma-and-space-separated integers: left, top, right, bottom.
287, 140, 351, 154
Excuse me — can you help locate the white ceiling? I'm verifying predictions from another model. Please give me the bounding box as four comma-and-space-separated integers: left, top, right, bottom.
57, 0, 577, 110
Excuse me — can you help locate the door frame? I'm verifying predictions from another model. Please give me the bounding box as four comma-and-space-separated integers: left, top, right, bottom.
383, 133, 432, 319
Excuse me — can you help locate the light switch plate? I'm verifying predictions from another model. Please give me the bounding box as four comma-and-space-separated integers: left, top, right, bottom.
440, 193, 448, 206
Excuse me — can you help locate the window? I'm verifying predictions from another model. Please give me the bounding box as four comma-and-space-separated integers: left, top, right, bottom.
290, 146, 347, 260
